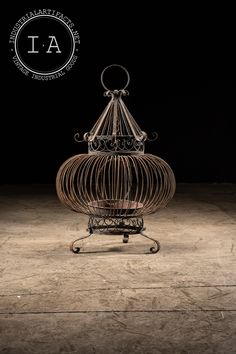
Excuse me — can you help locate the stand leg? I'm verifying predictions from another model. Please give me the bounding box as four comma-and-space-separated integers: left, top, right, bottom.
70, 232, 92, 253
123, 233, 129, 243
140, 230, 160, 254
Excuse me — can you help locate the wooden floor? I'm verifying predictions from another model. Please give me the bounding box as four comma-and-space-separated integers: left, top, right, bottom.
0, 184, 236, 353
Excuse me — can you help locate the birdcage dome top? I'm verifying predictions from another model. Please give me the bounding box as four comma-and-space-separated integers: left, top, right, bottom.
75, 65, 148, 155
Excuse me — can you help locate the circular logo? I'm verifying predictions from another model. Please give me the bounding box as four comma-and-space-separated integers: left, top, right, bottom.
9, 10, 80, 80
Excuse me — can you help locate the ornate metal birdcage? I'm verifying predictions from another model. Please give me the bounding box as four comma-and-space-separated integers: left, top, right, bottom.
56, 65, 175, 253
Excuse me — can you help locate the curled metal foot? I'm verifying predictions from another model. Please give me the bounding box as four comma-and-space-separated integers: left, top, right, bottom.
140, 231, 160, 254
123, 233, 129, 243
70, 233, 92, 253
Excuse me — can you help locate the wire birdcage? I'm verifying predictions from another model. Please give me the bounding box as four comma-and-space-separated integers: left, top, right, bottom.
56, 65, 175, 253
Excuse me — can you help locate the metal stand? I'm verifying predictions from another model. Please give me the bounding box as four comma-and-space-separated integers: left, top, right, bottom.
69, 217, 160, 254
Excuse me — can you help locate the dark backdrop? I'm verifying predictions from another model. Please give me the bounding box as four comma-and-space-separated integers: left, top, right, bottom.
2, 3, 235, 184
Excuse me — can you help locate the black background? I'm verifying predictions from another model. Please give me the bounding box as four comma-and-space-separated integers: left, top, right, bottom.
2, 2, 235, 184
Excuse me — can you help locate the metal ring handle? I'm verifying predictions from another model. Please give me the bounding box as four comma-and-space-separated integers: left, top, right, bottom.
101, 64, 130, 91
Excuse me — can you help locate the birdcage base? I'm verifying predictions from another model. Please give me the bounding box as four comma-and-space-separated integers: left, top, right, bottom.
88, 216, 144, 234
69, 216, 160, 254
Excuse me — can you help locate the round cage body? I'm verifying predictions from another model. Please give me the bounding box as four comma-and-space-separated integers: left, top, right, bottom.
56, 153, 175, 234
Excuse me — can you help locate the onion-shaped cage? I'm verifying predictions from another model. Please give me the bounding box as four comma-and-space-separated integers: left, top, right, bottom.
56, 65, 176, 253
56, 154, 175, 217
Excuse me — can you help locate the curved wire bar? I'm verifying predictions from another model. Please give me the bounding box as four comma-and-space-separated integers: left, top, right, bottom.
70, 232, 93, 253
140, 230, 161, 253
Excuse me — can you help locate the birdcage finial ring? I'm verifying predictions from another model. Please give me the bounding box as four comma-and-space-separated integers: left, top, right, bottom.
101, 64, 130, 91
